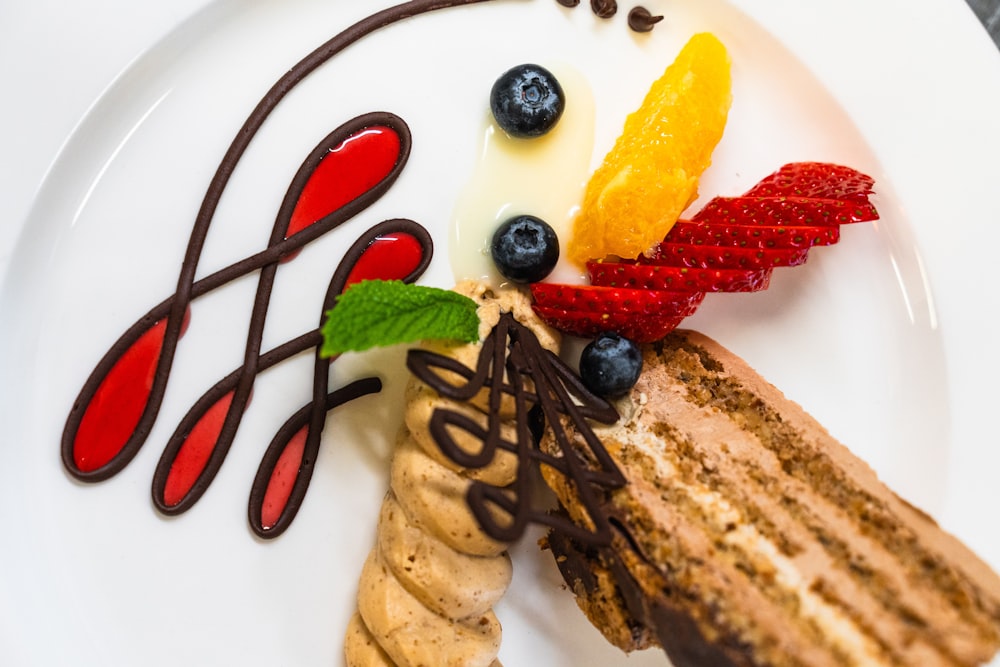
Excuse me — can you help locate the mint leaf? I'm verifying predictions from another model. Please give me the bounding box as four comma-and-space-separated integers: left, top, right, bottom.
320, 280, 480, 356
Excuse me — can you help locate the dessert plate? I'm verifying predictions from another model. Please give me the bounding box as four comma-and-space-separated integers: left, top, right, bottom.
1, 1, 998, 665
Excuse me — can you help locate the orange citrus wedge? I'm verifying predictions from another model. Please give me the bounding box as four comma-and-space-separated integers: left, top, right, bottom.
567, 32, 732, 266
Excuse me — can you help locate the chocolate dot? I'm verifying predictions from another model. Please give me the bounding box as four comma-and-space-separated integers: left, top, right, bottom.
628, 6, 663, 32
591, 0, 617, 19
555, 0, 580, 6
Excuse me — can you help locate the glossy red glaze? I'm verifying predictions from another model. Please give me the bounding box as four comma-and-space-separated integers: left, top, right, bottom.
257, 230, 426, 527
345, 232, 425, 286
162, 391, 234, 507
260, 427, 307, 531
287, 126, 401, 238
74, 319, 168, 473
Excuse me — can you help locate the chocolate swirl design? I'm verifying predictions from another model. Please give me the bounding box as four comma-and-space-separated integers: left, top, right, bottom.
63, 110, 432, 537
408, 310, 625, 546
62, 0, 504, 537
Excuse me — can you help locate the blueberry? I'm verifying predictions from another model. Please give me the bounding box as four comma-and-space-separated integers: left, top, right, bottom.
579, 333, 643, 398
490, 64, 565, 138
490, 215, 560, 284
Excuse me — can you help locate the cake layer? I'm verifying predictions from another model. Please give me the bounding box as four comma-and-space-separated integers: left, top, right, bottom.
543, 330, 1000, 667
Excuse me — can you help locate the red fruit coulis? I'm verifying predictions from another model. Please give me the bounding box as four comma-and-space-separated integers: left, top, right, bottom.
64, 104, 431, 538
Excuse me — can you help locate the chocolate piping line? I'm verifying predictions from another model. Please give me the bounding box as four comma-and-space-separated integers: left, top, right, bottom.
63, 0, 500, 481
245, 218, 433, 538
63, 112, 411, 481
150, 218, 432, 520
407, 313, 626, 545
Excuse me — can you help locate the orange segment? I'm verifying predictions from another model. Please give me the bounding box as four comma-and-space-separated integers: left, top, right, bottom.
567, 32, 732, 266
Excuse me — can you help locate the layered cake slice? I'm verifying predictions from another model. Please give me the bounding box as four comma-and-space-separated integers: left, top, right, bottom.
541, 330, 1000, 667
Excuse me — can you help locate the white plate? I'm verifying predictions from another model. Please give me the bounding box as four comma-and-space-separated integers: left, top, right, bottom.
2, 1, 999, 665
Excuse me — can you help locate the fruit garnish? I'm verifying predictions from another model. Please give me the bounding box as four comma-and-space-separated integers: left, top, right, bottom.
532, 162, 879, 341
587, 261, 772, 293
491, 214, 560, 283
740, 161, 876, 201
691, 195, 878, 227
532, 306, 686, 343
320, 280, 480, 355
566, 32, 732, 266
490, 63, 566, 138
529, 283, 703, 342
579, 332, 643, 398
642, 243, 810, 269
530, 283, 706, 316
663, 219, 841, 249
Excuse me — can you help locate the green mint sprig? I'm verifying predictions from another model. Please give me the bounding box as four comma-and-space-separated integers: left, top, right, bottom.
320, 280, 480, 357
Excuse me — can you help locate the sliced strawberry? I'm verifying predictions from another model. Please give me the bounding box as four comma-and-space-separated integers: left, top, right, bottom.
740, 162, 876, 203
691, 195, 877, 226
643, 242, 809, 269
529, 162, 879, 344
530, 283, 705, 317
664, 221, 839, 250
588, 261, 771, 292
532, 305, 686, 343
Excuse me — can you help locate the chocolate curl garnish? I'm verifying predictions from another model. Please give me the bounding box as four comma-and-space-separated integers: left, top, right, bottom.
407, 312, 626, 546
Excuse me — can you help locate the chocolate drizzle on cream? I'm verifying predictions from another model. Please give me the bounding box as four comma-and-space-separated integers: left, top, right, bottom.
407, 312, 625, 545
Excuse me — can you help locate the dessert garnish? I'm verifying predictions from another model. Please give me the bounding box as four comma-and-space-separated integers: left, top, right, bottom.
558, 0, 662, 30
320, 280, 480, 355
490, 214, 560, 283
407, 309, 624, 544
490, 63, 566, 139
627, 6, 664, 32
578, 332, 643, 398
590, 0, 618, 20
533, 161, 880, 342
565, 32, 732, 267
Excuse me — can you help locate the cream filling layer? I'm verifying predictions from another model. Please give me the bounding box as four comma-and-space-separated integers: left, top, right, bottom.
631, 422, 889, 666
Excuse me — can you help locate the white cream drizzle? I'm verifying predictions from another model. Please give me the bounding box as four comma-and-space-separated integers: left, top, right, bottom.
449, 63, 595, 287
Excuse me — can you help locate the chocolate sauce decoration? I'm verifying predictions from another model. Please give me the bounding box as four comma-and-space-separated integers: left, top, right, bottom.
590, 0, 618, 20
556, 0, 662, 32
143, 117, 420, 517
407, 312, 627, 546
64, 113, 411, 481
246, 219, 432, 538
62, 0, 499, 537
628, 6, 663, 33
